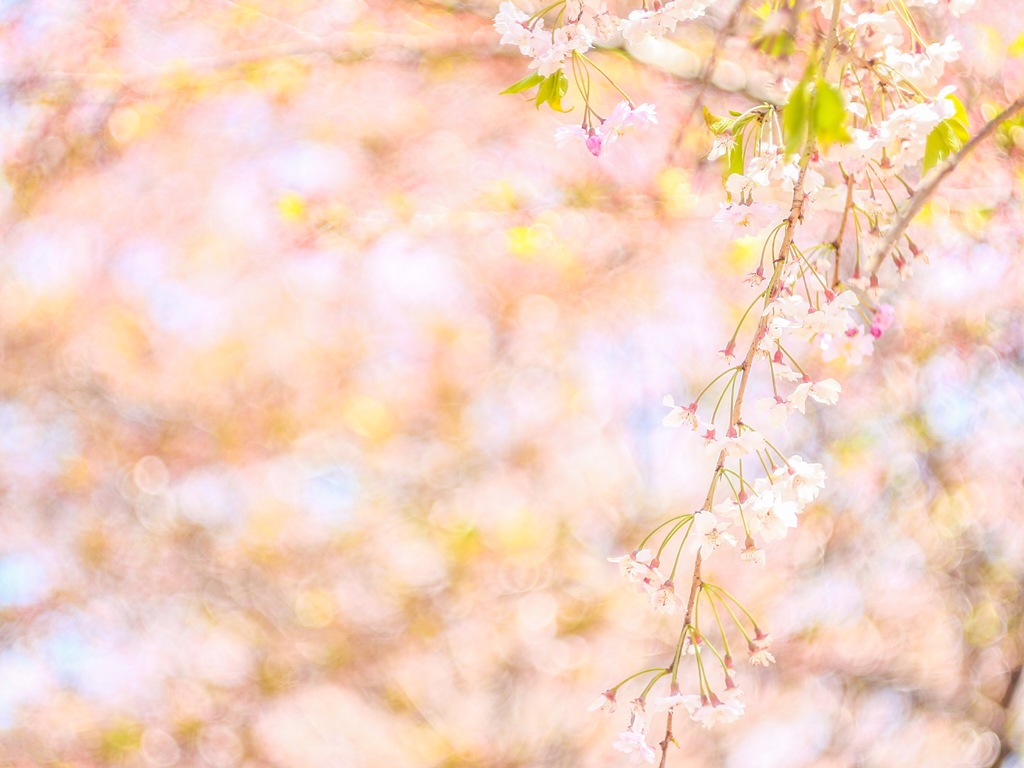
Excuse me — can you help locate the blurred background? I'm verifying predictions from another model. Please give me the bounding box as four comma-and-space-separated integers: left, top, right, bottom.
3, 0, 1024, 766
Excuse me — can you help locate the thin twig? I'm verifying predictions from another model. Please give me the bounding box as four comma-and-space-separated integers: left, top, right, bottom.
868, 93, 1024, 275
832, 173, 855, 289
669, 0, 751, 162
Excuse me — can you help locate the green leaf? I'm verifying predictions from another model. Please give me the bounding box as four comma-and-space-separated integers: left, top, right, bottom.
812, 77, 851, 148
922, 92, 972, 171
727, 139, 745, 179
784, 77, 809, 155
924, 121, 960, 172
923, 127, 946, 172
704, 106, 723, 132
534, 73, 556, 108
547, 71, 572, 112
500, 73, 545, 95
755, 30, 795, 57
947, 94, 970, 142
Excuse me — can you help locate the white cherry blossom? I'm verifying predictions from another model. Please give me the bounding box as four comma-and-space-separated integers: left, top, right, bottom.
789, 378, 842, 413
694, 510, 737, 556
662, 394, 698, 429
747, 484, 799, 541
713, 202, 781, 239
689, 691, 745, 729
613, 728, 656, 764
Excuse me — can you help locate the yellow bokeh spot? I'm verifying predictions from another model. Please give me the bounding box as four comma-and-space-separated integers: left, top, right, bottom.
157, 62, 203, 93
228, 1, 262, 26
505, 222, 579, 277
108, 107, 142, 144
277, 192, 307, 222
961, 206, 989, 238
407, 723, 450, 764
497, 508, 543, 551
965, 600, 1003, 646
724, 236, 761, 274
506, 224, 552, 258
100, 305, 152, 364
249, 58, 310, 101
388, 192, 415, 222
1009, 33, 1024, 57
931, 488, 971, 539
295, 589, 337, 628
1011, 125, 1024, 152
342, 395, 395, 444
246, 502, 289, 546
60, 455, 93, 492
481, 179, 521, 211
657, 167, 695, 217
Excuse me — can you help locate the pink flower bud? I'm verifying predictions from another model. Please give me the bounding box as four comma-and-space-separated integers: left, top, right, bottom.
870, 304, 895, 338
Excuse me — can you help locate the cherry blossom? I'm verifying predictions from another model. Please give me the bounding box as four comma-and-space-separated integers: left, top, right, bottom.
613, 728, 656, 764
748, 632, 776, 666
789, 378, 842, 413
589, 690, 617, 713
704, 426, 767, 459
689, 691, 745, 729
747, 485, 799, 542
662, 395, 698, 429
694, 510, 737, 556
712, 202, 782, 239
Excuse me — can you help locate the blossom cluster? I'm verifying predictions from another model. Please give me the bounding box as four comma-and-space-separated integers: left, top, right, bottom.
495, 0, 988, 764
555, 101, 658, 157
495, 0, 716, 62
494, 1, 600, 76
493, 0, 714, 152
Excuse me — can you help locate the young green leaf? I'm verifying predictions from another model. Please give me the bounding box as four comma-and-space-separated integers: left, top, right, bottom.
547, 71, 572, 112
727, 139, 745, 179
755, 30, 795, 57
500, 73, 545, 95
704, 106, 724, 132
924, 120, 961, 172
812, 77, 851, 148
534, 73, 556, 108
947, 94, 970, 142
784, 78, 809, 155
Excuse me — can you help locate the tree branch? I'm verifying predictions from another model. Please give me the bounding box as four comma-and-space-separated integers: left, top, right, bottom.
868, 93, 1024, 276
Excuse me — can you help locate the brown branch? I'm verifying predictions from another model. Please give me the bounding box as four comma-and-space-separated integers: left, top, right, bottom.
832, 173, 855, 289
657, 550, 703, 768
657, 710, 675, 768
868, 93, 1024, 276
668, 0, 752, 161
0, 34, 482, 94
